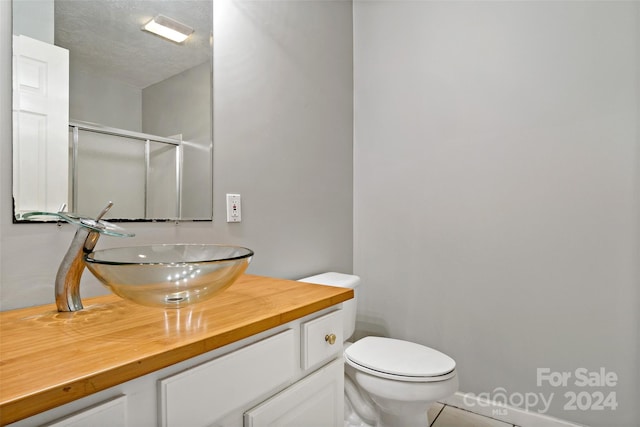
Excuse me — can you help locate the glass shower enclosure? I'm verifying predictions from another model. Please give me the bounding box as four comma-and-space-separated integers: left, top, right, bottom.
69, 121, 183, 220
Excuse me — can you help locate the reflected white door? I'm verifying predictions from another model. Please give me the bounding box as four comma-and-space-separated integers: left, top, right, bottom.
12, 34, 69, 215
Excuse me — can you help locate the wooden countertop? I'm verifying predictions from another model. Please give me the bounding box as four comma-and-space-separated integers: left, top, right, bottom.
0, 274, 353, 425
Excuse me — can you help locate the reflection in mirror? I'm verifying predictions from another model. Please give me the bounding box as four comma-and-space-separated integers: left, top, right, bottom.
12, 0, 213, 221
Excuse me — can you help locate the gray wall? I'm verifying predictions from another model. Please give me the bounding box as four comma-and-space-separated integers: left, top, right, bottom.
69, 60, 142, 132
142, 61, 212, 219
0, 0, 353, 310
209, 0, 353, 279
12, 0, 53, 44
353, 2, 639, 426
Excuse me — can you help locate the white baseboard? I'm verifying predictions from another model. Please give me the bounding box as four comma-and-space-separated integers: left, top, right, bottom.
441, 392, 587, 427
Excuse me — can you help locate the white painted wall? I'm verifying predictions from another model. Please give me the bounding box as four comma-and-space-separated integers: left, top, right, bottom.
353, 2, 639, 426
0, 1, 353, 310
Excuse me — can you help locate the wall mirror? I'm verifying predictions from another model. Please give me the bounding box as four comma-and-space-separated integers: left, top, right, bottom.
12, 0, 213, 221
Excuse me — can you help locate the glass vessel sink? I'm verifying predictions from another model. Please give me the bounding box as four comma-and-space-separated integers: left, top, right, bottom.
84, 244, 253, 308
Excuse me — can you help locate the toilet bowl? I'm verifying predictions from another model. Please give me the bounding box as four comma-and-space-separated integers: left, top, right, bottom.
345, 336, 458, 426
299, 273, 458, 427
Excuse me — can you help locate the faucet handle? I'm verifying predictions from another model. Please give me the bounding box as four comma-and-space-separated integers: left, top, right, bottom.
95, 201, 114, 222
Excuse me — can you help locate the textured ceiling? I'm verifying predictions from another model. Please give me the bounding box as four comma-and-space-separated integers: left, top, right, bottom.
55, 0, 212, 89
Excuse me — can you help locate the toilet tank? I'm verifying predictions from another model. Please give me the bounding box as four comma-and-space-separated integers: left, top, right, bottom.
298, 272, 360, 340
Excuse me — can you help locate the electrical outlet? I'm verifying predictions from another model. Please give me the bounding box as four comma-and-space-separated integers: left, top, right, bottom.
226, 194, 241, 222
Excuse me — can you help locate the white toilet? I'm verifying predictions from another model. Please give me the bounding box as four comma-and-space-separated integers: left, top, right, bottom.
299, 272, 458, 427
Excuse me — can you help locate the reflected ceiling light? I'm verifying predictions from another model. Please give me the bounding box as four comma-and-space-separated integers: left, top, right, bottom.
142, 15, 194, 43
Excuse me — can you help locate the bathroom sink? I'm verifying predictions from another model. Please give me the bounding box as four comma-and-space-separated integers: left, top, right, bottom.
84, 244, 253, 308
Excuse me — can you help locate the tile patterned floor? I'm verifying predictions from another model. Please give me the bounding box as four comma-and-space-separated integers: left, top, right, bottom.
429, 403, 520, 427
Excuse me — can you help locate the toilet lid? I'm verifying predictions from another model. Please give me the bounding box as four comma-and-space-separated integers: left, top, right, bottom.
344, 337, 455, 378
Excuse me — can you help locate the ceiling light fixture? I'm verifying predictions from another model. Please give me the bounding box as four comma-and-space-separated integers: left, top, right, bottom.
142, 15, 194, 43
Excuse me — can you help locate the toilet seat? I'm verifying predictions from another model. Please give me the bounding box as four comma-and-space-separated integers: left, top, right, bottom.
344, 337, 456, 383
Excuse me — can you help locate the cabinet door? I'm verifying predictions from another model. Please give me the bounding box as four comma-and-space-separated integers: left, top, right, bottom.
160, 329, 295, 427
244, 358, 343, 427
43, 396, 127, 427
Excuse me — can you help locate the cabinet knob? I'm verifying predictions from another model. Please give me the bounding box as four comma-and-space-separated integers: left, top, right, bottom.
325, 333, 337, 345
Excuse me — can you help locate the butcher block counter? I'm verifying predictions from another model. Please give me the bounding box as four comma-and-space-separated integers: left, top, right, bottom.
0, 274, 353, 426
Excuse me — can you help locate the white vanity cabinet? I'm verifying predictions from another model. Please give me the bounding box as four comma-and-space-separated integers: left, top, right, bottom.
160, 309, 344, 427
8, 308, 344, 427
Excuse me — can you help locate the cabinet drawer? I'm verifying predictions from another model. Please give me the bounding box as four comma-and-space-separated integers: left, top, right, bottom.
43, 396, 127, 427
301, 310, 343, 370
159, 329, 295, 427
